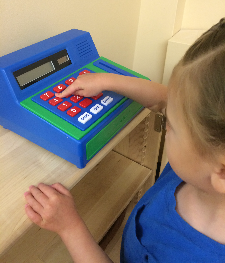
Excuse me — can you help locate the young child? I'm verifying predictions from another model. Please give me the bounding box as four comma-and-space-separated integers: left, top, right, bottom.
24, 18, 225, 262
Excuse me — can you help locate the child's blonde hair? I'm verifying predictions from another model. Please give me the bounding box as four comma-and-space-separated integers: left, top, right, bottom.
170, 18, 225, 157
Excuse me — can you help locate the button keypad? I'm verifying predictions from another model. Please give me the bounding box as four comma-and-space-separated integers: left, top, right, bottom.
33, 69, 124, 131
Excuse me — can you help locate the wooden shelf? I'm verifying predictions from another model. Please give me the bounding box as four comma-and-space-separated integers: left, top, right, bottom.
100, 194, 139, 263
1, 151, 151, 262
0, 108, 150, 255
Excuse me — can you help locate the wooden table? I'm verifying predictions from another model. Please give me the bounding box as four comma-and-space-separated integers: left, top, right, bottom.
0, 108, 152, 260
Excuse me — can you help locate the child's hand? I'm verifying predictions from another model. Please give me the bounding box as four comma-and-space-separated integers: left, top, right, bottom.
24, 183, 80, 236
55, 73, 107, 98
25, 184, 113, 263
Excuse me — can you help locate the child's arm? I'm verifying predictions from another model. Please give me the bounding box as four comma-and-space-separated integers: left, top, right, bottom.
24, 183, 113, 263
55, 73, 167, 113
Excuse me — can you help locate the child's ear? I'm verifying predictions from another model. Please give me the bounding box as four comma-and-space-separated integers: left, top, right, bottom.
211, 163, 225, 194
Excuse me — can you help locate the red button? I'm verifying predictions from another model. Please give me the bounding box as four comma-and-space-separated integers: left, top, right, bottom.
57, 101, 72, 111
70, 95, 83, 103
40, 91, 54, 101
79, 70, 90, 75
79, 98, 92, 108
92, 93, 103, 100
53, 84, 67, 93
67, 106, 81, 117
65, 77, 76, 85
49, 97, 63, 106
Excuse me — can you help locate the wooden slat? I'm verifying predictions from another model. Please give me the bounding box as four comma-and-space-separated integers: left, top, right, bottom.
101, 167, 156, 263
72, 151, 151, 242
114, 111, 162, 179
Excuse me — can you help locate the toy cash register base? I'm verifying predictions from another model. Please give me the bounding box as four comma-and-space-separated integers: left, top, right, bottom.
0, 29, 149, 168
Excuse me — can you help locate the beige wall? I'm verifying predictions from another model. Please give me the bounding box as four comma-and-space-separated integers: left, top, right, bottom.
132, 0, 225, 82
0, 0, 224, 82
0, 0, 141, 69
132, 0, 186, 82
182, 0, 225, 30
160, 0, 225, 172
161, 0, 225, 86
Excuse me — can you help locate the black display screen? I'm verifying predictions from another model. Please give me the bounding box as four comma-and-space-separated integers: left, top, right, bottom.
13, 49, 72, 90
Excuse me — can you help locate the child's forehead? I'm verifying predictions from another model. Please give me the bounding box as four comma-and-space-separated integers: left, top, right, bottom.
168, 68, 195, 101
167, 84, 192, 125
167, 72, 181, 94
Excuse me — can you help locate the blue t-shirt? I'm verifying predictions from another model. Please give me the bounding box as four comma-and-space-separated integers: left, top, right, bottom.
120, 163, 225, 262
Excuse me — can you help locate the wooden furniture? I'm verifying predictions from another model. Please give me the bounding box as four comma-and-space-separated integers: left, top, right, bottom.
0, 108, 163, 262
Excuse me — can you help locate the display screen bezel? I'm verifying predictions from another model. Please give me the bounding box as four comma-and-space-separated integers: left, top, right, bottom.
13, 49, 72, 90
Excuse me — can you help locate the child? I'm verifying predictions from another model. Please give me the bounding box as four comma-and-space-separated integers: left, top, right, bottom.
24, 18, 225, 262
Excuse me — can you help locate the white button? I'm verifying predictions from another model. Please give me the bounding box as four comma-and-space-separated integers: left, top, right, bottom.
90, 104, 103, 114
78, 112, 92, 124
101, 96, 113, 106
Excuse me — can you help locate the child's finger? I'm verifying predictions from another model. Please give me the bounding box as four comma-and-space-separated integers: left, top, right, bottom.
24, 191, 44, 213
25, 203, 43, 225
55, 84, 81, 98
29, 185, 48, 205
51, 183, 71, 196
37, 183, 59, 198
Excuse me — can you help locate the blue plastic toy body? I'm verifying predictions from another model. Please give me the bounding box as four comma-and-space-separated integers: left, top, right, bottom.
0, 29, 144, 168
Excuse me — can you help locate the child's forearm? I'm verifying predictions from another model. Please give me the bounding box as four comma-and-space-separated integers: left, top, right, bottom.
56, 73, 167, 112
102, 74, 167, 112
59, 219, 113, 263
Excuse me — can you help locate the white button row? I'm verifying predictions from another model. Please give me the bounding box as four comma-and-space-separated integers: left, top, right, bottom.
101, 96, 113, 106
78, 96, 113, 124
90, 104, 103, 114
78, 112, 92, 124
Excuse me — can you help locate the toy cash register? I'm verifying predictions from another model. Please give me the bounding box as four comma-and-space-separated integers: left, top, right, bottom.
0, 29, 148, 168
